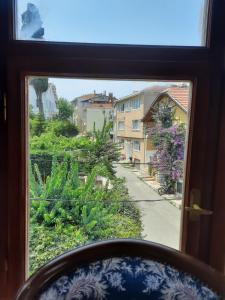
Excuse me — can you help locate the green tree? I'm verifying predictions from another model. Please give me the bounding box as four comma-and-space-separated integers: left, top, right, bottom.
56, 98, 74, 121
30, 78, 49, 117
30, 113, 46, 137
81, 120, 120, 175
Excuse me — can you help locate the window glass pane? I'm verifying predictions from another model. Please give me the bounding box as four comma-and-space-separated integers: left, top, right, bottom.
17, 0, 208, 46
27, 77, 192, 275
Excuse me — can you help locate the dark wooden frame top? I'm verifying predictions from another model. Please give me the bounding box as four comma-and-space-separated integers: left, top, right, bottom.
16, 239, 225, 300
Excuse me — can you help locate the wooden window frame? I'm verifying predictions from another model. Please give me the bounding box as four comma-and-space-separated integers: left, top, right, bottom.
1, 0, 225, 298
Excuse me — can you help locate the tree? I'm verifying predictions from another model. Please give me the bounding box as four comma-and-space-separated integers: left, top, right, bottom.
81, 120, 120, 175
30, 78, 49, 117
30, 113, 46, 137
56, 98, 74, 121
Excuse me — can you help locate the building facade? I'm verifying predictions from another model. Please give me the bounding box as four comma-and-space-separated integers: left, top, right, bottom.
72, 92, 116, 133
114, 87, 165, 169
142, 86, 189, 191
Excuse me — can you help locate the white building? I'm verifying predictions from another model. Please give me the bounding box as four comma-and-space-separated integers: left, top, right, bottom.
72, 92, 116, 132
29, 82, 58, 119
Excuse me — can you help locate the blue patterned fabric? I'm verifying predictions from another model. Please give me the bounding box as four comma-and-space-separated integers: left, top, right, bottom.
39, 257, 220, 300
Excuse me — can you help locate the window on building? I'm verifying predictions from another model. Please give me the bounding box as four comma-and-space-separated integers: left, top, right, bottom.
132, 99, 141, 110
118, 121, 125, 130
133, 140, 141, 151
132, 120, 141, 131
124, 101, 131, 112
117, 103, 124, 112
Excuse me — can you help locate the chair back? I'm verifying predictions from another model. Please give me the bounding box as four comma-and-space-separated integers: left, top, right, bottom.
16, 239, 225, 299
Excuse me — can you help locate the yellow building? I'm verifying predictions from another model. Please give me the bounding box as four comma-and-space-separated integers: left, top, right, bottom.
114, 87, 165, 169
142, 86, 189, 172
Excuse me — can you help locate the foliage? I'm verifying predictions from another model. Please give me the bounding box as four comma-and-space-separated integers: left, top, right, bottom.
80, 120, 120, 175
148, 103, 186, 193
30, 113, 46, 136
29, 159, 142, 273
46, 120, 79, 137
55, 98, 74, 121
29, 224, 88, 274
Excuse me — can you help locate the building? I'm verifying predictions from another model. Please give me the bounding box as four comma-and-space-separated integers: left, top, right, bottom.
142, 85, 189, 163
142, 85, 189, 192
28, 82, 58, 118
72, 92, 116, 132
114, 87, 165, 169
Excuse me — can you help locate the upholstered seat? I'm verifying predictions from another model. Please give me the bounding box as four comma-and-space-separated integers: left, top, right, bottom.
16, 240, 225, 300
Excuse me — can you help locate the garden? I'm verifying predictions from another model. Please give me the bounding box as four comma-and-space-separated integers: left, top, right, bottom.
29, 95, 142, 274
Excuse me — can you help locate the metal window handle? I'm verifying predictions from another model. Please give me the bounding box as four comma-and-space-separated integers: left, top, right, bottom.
185, 188, 213, 221
185, 204, 213, 216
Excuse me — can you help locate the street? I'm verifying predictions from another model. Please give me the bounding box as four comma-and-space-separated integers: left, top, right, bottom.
116, 164, 181, 250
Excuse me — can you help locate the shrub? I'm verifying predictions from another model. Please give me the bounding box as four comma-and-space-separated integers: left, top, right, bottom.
29, 159, 142, 273
30, 113, 46, 137
48, 120, 79, 137
29, 224, 88, 274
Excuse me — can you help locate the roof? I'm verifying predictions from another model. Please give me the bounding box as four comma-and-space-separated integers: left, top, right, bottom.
166, 86, 189, 111
73, 93, 97, 102
72, 92, 117, 103
115, 86, 167, 104
142, 85, 190, 122
87, 103, 113, 109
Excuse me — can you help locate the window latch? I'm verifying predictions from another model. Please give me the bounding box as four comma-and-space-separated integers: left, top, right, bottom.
185, 188, 213, 221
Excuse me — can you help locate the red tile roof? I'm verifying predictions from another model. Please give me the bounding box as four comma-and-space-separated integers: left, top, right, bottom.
166, 86, 190, 111
142, 85, 190, 122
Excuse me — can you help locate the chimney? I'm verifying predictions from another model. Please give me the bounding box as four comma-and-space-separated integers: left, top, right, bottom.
108, 92, 113, 103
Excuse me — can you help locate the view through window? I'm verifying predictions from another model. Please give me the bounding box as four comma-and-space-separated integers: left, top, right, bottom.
27, 77, 192, 274
17, 0, 208, 46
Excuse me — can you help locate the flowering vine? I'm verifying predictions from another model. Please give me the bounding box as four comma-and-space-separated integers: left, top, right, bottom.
147, 103, 186, 194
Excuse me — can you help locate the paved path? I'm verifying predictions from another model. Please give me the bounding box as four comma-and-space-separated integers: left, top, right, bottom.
116, 164, 181, 250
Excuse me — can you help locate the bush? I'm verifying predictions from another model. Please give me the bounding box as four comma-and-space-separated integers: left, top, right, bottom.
30, 113, 46, 136
29, 224, 88, 274
47, 120, 79, 137
29, 159, 142, 273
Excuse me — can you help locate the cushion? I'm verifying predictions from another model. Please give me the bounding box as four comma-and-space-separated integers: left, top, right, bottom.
39, 257, 220, 300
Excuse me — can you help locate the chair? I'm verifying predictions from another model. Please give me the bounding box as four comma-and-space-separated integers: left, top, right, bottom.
16, 239, 225, 299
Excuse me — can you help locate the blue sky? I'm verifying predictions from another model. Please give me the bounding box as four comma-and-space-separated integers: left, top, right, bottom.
19, 0, 202, 100
49, 78, 184, 101
18, 0, 206, 45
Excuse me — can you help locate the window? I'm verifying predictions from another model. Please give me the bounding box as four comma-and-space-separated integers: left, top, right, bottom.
117, 103, 124, 112
4, 1, 225, 298
132, 120, 141, 131
118, 121, 125, 130
124, 101, 131, 112
132, 99, 141, 110
133, 140, 141, 151
16, 0, 209, 46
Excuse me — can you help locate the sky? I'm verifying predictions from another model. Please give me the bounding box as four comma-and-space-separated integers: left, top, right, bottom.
18, 0, 207, 45
48, 78, 186, 101
18, 0, 204, 100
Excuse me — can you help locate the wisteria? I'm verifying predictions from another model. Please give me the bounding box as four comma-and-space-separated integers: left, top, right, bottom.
147, 105, 186, 194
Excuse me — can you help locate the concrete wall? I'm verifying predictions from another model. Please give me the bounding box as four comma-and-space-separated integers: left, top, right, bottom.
86, 108, 113, 132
